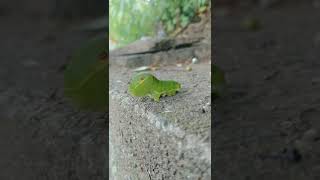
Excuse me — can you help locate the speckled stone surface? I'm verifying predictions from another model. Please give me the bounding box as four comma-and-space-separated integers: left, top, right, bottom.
109, 64, 211, 179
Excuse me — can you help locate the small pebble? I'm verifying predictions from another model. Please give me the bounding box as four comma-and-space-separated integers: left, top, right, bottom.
186, 66, 192, 71
133, 66, 150, 72
192, 57, 198, 64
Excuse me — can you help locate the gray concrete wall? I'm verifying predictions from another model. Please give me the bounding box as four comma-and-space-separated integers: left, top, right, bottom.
109, 64, 211, 179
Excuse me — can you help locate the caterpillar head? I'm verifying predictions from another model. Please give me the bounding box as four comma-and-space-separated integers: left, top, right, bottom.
129, 72, 158, 97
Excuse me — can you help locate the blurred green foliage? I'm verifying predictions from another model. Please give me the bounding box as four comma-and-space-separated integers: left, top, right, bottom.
64, 37, 108, 112
110, 0, 209, 48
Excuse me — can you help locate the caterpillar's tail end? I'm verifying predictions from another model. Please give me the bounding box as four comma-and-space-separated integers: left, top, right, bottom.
176, 83, 181, 92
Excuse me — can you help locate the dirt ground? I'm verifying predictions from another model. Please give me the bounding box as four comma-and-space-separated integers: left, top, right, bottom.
214, 1, 320, 180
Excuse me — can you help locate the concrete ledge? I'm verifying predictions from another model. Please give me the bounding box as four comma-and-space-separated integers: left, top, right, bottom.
109, 39, 210, 68
109, 64, 211, 179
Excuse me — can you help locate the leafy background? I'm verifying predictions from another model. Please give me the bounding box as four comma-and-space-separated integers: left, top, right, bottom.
110, 0, 209, 48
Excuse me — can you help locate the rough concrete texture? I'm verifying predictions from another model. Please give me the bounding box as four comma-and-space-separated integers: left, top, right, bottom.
0, 7, 107, 179
109, 64, 211, 179
214, 1, 320, 180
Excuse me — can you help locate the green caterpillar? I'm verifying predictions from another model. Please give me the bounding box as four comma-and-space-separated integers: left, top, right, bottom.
128, 72, 181, 102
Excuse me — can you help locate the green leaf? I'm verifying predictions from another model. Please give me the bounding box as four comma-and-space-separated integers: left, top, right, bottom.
198, 6, 207, 13
182, 3, 191, 13
64, 37, 108, 111
180, 15, 190, 27
199, 0, 207, 6
166, 21, 174, 32
172, 18, 177, 25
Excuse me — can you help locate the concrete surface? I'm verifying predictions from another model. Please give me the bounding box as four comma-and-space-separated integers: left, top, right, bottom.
214, 1, 320, 180
109, 64, 211, 179
0, 10, 107, 179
